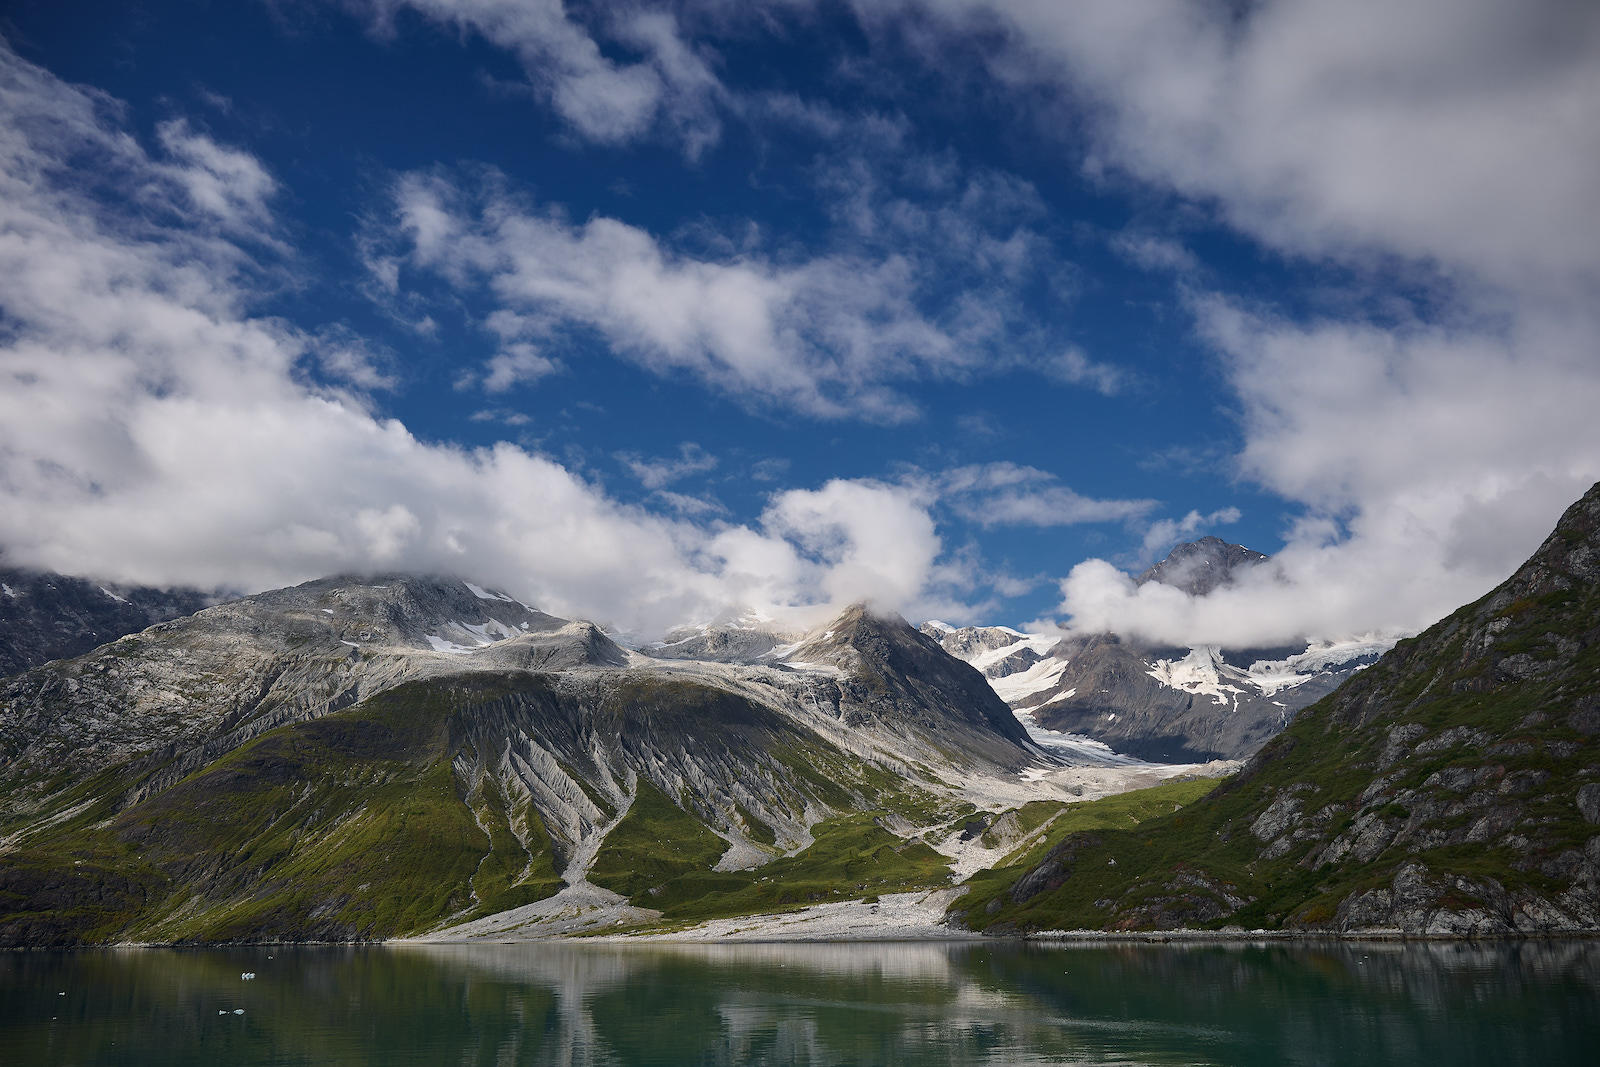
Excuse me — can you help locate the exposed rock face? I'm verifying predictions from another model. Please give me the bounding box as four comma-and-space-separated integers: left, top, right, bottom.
965, 481, 1600, 936
785, 605, 1033, 758
1021, 636, 1378, 762
920, 624, 1043, 677
0, 567, 212, 678
647, 624, 789, 664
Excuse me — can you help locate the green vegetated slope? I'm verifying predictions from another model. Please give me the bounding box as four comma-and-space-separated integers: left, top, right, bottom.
0, 676, 566, 944
0, 662, 984, 944
954, 481, 1600, 936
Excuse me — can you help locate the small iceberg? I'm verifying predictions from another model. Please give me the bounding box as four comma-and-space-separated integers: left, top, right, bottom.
241, 972, 256, 980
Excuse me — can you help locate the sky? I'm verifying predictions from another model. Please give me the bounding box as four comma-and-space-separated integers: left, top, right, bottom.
1, 0, 1597, 643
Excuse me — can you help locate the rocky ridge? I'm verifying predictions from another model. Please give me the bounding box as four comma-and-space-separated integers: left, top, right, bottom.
954, 480, 1600, 936
0, 566, 212, 678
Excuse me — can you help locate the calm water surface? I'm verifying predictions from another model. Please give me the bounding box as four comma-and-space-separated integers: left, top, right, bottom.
2, 939, 1596, 1065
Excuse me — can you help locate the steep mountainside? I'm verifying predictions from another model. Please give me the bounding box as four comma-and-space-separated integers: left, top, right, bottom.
954, 481, 1600, 936
927, 537, 1389, 761
0, 580, 1063, 945
0, 567, 212, 678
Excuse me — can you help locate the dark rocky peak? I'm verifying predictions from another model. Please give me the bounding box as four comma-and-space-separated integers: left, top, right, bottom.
0, 566, 213, 677
1482, 481, 1600, 609
788, 602, 924, 665
787, 603, 1032, 750
1137, 536, 1269, 597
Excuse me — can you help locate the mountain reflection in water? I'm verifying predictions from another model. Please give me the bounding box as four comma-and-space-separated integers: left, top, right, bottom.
3, 939, 1595, 1065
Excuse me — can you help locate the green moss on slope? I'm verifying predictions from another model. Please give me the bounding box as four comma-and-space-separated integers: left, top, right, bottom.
587, 778, 728, 901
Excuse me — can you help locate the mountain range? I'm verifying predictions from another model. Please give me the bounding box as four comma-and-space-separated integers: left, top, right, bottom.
0, 576, 1087, 945
925, 536, 1393, 761
2, 482, 1597, 942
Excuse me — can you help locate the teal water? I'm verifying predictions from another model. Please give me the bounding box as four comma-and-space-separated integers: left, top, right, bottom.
2, 940, 1595, 1065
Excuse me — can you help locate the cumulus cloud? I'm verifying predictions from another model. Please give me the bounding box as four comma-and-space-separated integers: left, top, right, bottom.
760, 479, 942, 612
866, 0, 1600, 291
359, 0, 724, 156
1050, 297, 1600, 646
380, 169, 1031, 420
0, 40, 983, 637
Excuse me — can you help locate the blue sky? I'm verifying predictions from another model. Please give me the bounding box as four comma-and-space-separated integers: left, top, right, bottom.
2, 1, 1598, 641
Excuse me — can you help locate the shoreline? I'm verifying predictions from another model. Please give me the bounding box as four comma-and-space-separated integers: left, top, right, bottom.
9, 927, 1600, 952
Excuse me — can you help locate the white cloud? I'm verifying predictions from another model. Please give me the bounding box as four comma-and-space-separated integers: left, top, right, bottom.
1051, 300, 1600, 646
482, 342, 562, 392
1110, 231, 1199, 276
761, 479, 942, 613
1046, 348, 1127, 397
360, 0, 724, 156
617, 442, 718, 489
939, 463, 1156, 528
311, 325, 400, 391
154, 119, 278, 235
874, 0, 1600, 291
0, 40, 985, 638
382, 169, 1020, 421
1137, 506, 1242, 565
820, 0, 1600, 644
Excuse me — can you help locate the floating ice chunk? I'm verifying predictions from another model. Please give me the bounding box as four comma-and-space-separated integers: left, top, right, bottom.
234, 1009, 245, 1015
241, 972, 255, 980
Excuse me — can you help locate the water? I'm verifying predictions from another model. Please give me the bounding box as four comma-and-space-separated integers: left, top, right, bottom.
2, 940, 1596, 1065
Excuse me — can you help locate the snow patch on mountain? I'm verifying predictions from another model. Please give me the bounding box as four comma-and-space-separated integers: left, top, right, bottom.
1243, 637, 1393, 696
990, 656, 1071, 705
1145, 647, 1244, 707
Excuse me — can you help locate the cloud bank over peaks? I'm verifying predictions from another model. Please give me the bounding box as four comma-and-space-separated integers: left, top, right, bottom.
0, 39, 1052, 638
1050, 296, 1600, 649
